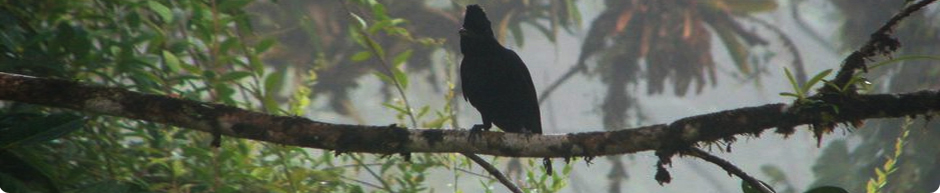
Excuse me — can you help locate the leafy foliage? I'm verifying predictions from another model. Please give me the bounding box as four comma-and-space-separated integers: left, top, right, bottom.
0, 0, 570, 192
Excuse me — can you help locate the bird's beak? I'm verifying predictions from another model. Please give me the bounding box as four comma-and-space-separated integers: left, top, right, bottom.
459, 28, 468, 36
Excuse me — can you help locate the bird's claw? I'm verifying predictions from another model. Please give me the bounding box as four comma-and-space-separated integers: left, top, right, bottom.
469, 124, 488, 142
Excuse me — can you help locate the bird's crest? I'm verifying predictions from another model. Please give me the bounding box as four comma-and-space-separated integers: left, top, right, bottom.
463, 5, 492, 33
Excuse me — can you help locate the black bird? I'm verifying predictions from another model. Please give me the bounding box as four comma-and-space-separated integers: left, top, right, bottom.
459, 4, 552, 175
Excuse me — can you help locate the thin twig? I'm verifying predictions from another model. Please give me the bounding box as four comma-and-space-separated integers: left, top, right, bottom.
686, 147, 774, 193
350, 154, 394, 192
538, 61, 585, 104
464, 153, 524, 193
339, 175, 386, 190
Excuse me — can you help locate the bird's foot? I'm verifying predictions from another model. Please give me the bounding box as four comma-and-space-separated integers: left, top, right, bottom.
543, 157, 553, 176
469, 124, 489, 142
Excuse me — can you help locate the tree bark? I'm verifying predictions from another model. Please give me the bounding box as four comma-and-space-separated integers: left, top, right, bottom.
2, 72, 938, 158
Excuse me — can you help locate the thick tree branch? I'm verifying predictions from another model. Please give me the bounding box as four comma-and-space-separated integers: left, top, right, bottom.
2, 72, 938, 158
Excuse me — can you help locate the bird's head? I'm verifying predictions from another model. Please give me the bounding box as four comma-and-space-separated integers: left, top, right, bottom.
460, 4, 494, 39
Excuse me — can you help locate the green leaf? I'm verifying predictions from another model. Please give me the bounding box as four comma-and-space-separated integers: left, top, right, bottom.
869, 55, 940, 70
381, 103, 408, 114
248, 52, 265, 75
255, 38, 277, 53
372, 71, 393, 84
803, 69, 833, 93
203, 70, 218, 80
422, 116, 450, 129
369, 18, 406, 34
220, 38, 240, 53
147, 1, 173, 23
350, 13, 368, 29
565, 0, 582, 28
263, 70, 287, 113
351, 51, 372, 62
779, 92, 799, 98
219, 71, 253, 82
392, 49, 412, 68
415, 106, 430, 118
162, 50, 182, 72
264, 70, 286, 96
131, 67, 166, 87
392, 67, 408, 89
214, 83, 236, 105
369, 20, 392, 34
783, 68, 802, 98
180, 62, 202, 75
1, 113, 86, 149
364, 35, 385, 58
370, 1, 389, 20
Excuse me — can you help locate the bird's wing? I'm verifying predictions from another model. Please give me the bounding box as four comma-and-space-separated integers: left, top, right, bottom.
503, 49, 543, 133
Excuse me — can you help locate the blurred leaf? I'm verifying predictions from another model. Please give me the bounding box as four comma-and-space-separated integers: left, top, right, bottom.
369, 19, 405, 34
1, 113, 85, 150
415, 106, 429, 119
161, 50, 182, 72
248, 51, 265, 75
392, 49, 412, 68
263, 70, 287, 113
496, 10, 515, 45
715, 26, 751, 74
220, 71, 253, 82
363, 36, 385, 59
351, 51, 372, 62
510, 23, 525, 47
565, 0, 582, 28
255, 38, 277, 53
220, 38, 240, 54
868, 55, 940, 70
350, 12, 368, 29
779, 92, 799, 98
373, 71, 393, 84
422, 116, 449, 128
720, 0, 778, 14
214, 83, 237, 104
147, 1, 173, 23
392, 67, 408, 89
382, 103, 408, 114
219, 0, 253, 12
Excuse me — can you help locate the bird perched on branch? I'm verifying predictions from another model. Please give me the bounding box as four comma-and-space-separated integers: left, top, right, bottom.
459, 4, 552, 175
